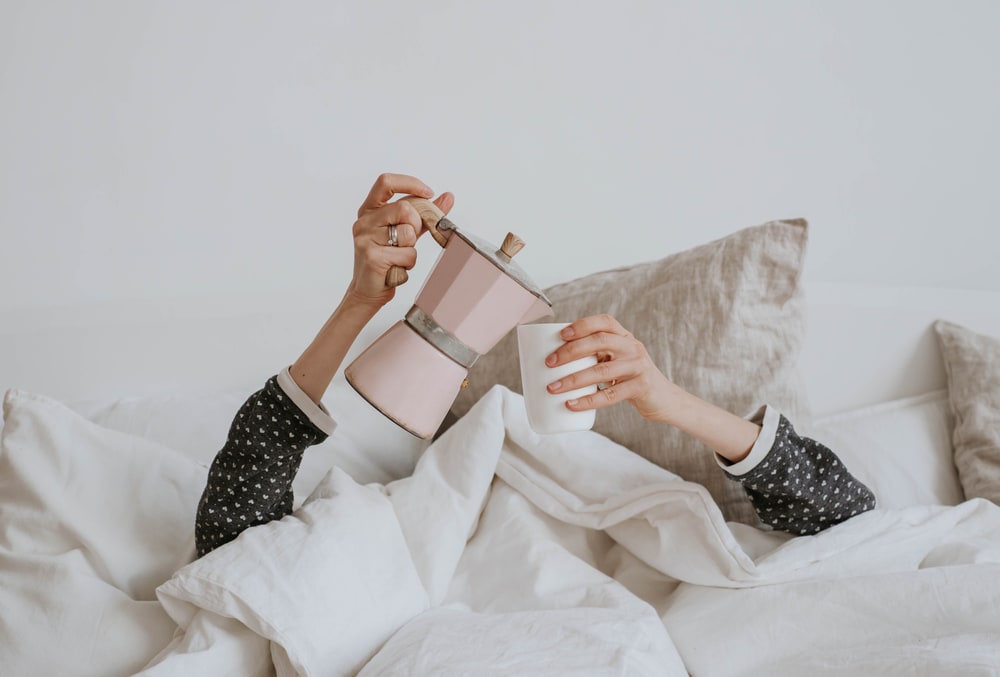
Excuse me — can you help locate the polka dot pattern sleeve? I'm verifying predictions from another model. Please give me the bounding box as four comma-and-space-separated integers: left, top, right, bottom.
195, 376, 330, 557
723, 412, 877, 535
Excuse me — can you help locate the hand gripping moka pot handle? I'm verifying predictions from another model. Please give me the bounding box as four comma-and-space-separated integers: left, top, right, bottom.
385, 198, 528, 288
385, 198, 452, 288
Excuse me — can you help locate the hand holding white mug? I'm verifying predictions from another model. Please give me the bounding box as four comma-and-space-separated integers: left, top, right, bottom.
542, 314, 681, 423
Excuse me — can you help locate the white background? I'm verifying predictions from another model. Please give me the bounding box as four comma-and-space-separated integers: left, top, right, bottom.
2, 1, 999, 399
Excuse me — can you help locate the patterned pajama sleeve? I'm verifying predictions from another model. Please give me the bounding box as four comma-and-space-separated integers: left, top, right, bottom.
720, 407, 877, 535
195, 373, 332, 557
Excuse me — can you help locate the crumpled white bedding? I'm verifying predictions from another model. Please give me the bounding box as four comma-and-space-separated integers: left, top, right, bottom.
2, 384, 999, 676
140, 386, 1000, 677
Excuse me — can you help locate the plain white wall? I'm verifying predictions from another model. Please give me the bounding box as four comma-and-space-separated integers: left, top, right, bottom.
1, 1, 999, 398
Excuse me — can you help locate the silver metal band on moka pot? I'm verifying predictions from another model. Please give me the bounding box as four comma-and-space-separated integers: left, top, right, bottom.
404, 306, 480, 369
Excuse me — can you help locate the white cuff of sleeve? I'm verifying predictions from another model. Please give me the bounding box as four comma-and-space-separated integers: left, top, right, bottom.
276, 367, 337, 436
715, 404, 781, 476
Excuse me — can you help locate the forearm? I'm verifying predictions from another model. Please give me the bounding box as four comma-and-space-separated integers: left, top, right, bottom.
290, 292, 381, 403
655, 381, 761, 464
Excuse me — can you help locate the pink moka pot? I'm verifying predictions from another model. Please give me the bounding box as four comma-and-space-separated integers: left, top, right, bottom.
345, 198, 553, 439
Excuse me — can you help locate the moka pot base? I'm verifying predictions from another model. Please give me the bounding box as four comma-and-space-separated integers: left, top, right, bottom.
344, 320, 469, 439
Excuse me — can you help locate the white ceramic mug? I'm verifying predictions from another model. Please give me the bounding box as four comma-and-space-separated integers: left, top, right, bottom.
517, 322, 598, 434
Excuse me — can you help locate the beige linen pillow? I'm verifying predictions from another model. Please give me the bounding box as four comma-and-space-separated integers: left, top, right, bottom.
451, 219, 811, 525
934, 320, 1000, 504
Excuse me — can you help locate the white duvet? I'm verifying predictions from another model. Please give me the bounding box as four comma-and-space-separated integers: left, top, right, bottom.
3, 386, 1000, 676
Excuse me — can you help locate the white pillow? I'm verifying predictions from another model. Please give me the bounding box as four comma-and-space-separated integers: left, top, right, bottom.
805, 390, 964, 508
0, 388, 206, 676
69, 376, 429, 501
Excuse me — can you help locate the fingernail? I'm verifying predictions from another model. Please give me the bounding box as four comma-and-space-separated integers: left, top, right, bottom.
561, 326, 575, 338
566, 399, 578, 408
548, 380, 562, 392
545, 354, 557, 366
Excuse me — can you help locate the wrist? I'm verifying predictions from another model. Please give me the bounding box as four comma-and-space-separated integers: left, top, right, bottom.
341, 288, 387, 317
646, 377, 690, 426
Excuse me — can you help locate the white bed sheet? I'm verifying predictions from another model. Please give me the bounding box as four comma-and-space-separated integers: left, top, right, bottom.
0, 379, 426, 676
144, 387, 1000, 676
4, 381, 1000, 675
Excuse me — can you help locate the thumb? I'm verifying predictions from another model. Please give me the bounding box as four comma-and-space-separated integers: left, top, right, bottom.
433, 192, 455, 216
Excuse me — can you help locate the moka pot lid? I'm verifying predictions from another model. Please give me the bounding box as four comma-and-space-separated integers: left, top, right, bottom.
438, 219, 552, 307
